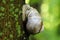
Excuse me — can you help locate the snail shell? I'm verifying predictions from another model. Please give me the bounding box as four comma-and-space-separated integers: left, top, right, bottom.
22, 4, 44, 34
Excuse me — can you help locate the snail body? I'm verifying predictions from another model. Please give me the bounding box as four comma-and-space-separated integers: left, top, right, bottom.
22, 4, 44, 34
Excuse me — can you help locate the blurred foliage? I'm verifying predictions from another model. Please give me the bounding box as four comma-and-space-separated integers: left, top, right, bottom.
0, 0, 60, 40
0, 0, 21, 40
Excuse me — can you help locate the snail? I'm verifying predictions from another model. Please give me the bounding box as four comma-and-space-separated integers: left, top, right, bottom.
22, 4, 44, 34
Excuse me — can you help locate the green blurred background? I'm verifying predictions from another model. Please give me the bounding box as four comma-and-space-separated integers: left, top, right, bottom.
0, 0, 60, 40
